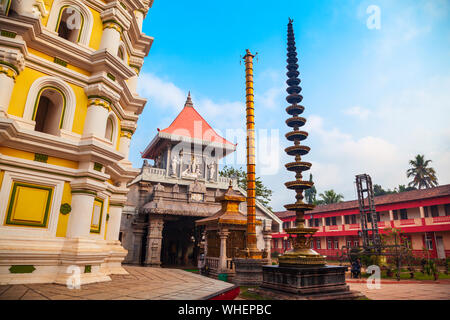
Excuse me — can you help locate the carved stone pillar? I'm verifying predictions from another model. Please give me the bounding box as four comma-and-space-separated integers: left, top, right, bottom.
218, 229, 229, 272
145, 216, 164, 267
263, 231, 272, 264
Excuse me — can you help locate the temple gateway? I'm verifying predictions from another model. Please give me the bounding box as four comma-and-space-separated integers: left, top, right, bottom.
120, 94, 282, 267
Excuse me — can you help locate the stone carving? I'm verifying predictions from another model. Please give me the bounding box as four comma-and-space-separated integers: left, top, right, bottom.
154, 183, 165, 192
170, 154, 179, 176
208, 162, 216, 181
154, 155, 161, 168
182, 155, 202, 178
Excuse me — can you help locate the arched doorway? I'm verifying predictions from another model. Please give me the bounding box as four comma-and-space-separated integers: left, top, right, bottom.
34, 88, 65, 136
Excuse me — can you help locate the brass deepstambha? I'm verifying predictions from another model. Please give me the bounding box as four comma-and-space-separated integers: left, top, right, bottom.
242, 49, 262, 259
278, 19, 326, 266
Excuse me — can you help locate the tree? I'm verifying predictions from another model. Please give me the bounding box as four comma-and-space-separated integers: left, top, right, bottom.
374, 184, 416, 196
219, 166, 273, 210
316, 189, 344, 204
304, 174, 317, 205
406, 154, 438, 189
373, 184, 393, 196
395, 185, 416, 193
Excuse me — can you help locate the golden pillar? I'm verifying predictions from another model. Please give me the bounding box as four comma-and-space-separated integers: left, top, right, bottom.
243, 49, 262, 259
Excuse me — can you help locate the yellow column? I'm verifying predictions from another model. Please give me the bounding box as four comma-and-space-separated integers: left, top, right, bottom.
243, 49, 261, 259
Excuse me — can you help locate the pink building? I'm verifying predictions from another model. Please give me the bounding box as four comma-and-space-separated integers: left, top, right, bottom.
273, 184, 450, 260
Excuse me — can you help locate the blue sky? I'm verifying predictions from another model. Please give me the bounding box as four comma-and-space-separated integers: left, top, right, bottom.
131, 0, 450, 211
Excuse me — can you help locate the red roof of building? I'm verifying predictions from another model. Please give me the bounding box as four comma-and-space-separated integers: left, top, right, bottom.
160, 93, 234, 146
275, 184, 450, 219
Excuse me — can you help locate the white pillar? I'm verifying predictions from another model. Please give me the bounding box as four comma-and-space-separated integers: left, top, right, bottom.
118, 132, 131, 159
218, 230, 229, 271
389, 210, 394, 221
341, 215, 345, 225
106, 205, 123, 241
0, 72, 15, 116
0, 51, 24, 116
203, 231, 208, 257
82, 99, 109, 138
99, 22, 122, 55
66, 192, 96, 238
419, 207, 425, 218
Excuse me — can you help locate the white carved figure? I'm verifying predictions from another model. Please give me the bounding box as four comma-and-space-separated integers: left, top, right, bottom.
155, 155, 161, 168
194, 157, 201, 175
171, 155, 179, 176
208, 162, 216, 180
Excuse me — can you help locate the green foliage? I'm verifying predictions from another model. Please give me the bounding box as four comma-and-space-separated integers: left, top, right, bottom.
374, 184, 416, 196
360, 255, 381, 268
315, 189, 344, 205
304, 174, 317, 204
219, 166, 273, 210
271, 251, 280, 259
406, 154, 438, 189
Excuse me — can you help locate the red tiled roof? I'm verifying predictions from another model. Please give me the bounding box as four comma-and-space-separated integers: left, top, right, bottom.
160, 93, 234, 146
275, 184, 450, 218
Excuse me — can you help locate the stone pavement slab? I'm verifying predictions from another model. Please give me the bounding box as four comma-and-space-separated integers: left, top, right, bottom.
348, 281, 450, 300
0, 266, 236, 300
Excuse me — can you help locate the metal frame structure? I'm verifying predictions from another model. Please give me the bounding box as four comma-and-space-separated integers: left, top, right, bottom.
355, 174, 381, 251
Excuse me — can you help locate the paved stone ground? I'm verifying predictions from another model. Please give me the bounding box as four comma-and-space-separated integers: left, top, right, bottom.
347, 280, 450, 300
0, 266, 235, 300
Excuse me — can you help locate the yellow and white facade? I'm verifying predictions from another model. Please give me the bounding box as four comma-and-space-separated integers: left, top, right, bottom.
0, 0, 153, 285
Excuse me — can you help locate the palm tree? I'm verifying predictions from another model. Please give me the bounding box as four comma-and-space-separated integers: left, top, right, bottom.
317, 189, 344, 204
406, 154, 438, 189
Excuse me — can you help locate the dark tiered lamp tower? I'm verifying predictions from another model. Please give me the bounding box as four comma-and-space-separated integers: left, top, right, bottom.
278, 19, 326, 267
258, 19, 361, 299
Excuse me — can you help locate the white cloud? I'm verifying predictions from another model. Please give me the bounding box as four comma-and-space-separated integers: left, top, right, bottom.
137, 73, 186, 112
343, 106, 371, 120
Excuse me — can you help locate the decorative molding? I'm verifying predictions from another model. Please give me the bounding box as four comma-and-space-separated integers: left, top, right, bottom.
53, 57, 68, 67
34, 153, 48, 163
5, 181, 53, 228
93, 162, 103, 172
1, 30, 16, 38
71, 189, 97, 196
0, 48, 25, 74
60, 203, 71, 215
9, 265, 36, 273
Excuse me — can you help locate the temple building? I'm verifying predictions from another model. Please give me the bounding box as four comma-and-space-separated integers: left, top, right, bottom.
121, 93, 282, 268
273, 184, 450, 259
0, 0, 153, 284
